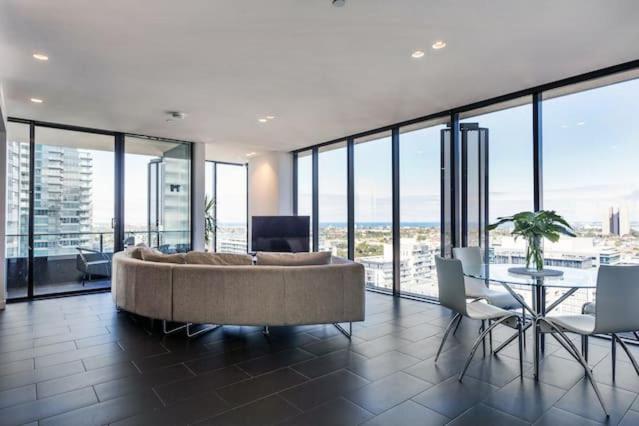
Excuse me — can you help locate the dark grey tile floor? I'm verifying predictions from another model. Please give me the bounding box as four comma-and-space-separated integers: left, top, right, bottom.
1, 291, 638, 425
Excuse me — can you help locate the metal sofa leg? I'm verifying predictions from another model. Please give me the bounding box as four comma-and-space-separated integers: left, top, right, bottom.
186, 323, 221, 338
334, 322, 352, 339
612, 335, 617, 381
163, 320, 187, 335
263, 325, 270, 336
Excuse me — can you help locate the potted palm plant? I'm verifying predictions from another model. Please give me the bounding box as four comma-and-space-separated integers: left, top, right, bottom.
487, 210, 576, 271
204, 195, 216, 251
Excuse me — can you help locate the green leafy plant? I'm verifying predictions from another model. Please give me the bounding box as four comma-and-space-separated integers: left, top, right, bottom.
204, 195, 217, 248
487, 210, 576, 271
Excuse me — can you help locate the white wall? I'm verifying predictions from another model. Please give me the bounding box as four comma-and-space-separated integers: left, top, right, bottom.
191, 142, 206, 251
247, 152, 293, 250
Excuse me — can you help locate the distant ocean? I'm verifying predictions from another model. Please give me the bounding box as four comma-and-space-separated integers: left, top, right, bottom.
320, 222, 439, 228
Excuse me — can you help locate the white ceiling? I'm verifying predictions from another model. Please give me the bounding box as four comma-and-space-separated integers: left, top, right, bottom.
1, 0, 638, 156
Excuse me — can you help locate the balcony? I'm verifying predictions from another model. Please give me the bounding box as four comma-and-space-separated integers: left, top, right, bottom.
5, 230, 191, 298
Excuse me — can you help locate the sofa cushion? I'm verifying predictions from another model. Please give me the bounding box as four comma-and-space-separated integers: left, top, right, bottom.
141, 250, 186, 264
184, 251, 253, 266
125, 243, 147, 260
256, 251, 332, 266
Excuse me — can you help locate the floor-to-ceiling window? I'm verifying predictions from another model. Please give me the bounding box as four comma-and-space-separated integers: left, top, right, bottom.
460, 98, 534, 258
355, 132, 393, 291
398, 121, 446, 298
124, 137, 191, 253
296, 150, 313, 247
5, 122, 31, 299
205, 162, 248, 253
33, 128, 115, 296
543, 73, 639, 313
318, 142, 347, 257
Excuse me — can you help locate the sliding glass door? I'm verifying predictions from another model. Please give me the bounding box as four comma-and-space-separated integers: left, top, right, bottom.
5, 123, 31, 299
33, 128, 115, 295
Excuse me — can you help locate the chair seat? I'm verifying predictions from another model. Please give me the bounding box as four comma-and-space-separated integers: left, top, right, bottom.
466, 300, 512, 321
465, 278, 520, 310
546, 314, 595, 335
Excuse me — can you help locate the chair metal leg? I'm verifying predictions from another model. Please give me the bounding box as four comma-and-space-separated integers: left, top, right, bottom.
540, 319, 608, 417
481, 320, 486, 358
517, 317, 524, 379
522, 307, 526, 349
581, 335, 589, 363
459, 315, 516, 382
453, 316, 463, 336
612, 335, 617, 381
633, 331, 639, 341
435, 313, 462, 362
489, 320, 493, 353
613, 334, 639, 376
186, 323, 220, 338
334, 322, 352, 339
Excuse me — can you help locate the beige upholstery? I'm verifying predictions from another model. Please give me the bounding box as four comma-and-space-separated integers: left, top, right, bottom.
112, 251, 365, 326
141, 251, 186, 264
255, 251, 332, 266
184, 251, 253, 265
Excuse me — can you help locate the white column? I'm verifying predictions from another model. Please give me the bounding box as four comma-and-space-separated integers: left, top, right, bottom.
247, 152, 293, 250
191, 142, 206, 251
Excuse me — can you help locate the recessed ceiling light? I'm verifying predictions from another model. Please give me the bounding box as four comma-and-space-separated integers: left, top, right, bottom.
246, 152, 257, 157
266, 115, 275, 120
30, 98, 43, 103
432, 40, 447, 50
32, 53, 49, 61
411, 50, 425, 59
258, 118, 268, 123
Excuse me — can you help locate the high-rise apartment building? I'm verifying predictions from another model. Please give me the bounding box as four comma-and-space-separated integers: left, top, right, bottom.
603, 206, 631, 236
5, 141, 93, 257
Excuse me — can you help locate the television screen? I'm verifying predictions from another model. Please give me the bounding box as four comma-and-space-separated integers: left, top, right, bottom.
251, 216, 310, 253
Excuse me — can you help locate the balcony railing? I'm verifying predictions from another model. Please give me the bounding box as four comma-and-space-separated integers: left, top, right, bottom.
6, 229, 191, 257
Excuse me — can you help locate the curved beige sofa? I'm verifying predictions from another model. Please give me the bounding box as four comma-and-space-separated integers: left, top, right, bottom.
111, 252, 365, 327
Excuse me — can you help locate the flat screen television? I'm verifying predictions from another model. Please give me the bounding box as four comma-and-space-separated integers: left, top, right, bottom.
251, 216, 310, 253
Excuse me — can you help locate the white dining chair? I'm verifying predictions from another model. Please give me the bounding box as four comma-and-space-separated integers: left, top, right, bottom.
434, 256, 524, 381
536, 264, 639, 418
453, 247, 526, 349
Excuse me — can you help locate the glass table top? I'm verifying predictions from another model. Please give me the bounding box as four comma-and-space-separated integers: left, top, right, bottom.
463, 263, 597, 289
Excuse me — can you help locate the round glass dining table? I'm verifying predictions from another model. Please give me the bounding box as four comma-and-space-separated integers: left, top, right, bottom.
462, 263, 597, 378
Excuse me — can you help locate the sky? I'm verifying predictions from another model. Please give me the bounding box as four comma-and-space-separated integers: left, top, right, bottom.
299, 76, 639, 227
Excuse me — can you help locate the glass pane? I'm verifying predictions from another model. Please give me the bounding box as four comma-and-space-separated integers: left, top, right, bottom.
205, 161, 215, 251
461, 99, 534, 259
34, 127, 115, 296
399, 122, 445, 298
125, 137, 191, 253
215, 164, 247, 253
543, 75, 639, 314
318, 142, 347, 257
296, 150, 313, 248
5, 122, 30, 299
355, 132, 392, 291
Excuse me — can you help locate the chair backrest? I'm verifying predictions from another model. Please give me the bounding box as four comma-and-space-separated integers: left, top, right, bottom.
435, 256, 468, 315
594, 264, 639, 334
453, 247, 483, 270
